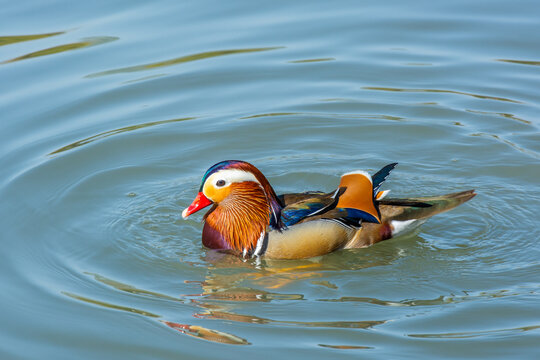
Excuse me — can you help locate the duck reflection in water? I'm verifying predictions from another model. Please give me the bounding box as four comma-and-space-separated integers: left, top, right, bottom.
172, 248, 392, 333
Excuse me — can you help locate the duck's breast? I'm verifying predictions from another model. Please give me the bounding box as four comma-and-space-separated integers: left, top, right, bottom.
202, 223, 231, 250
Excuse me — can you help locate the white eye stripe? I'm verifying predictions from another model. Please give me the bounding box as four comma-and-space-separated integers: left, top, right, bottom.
206, 169, 260, 188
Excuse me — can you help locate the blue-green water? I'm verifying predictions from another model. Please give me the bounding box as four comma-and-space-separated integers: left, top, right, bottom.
1, 1, 539, 358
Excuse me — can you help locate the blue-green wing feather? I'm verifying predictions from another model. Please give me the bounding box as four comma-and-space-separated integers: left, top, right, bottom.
281, 201, 328, 226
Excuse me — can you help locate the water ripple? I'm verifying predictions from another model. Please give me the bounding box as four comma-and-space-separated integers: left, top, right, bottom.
49, 117, 195, 155
319, 288, 530, 307
62, 289, 250, 345
86, 46, 284, 78
318, 344, 373, 350
63, 291, 160, 318
0, 31, 64, 47
363, 86, 522, 104
466, 109, 532, 125
470, 132, 540, 159
408, 325, 540, 339
288, 57, 335, 63
1, 36, 118, 64
497, 59, 540, 67
240, 111, 403, 121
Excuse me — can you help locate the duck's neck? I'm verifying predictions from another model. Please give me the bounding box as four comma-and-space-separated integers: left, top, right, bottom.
203, 183, 272, 254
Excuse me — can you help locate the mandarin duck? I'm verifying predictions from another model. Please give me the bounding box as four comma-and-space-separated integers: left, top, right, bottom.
182, 160, 475, 259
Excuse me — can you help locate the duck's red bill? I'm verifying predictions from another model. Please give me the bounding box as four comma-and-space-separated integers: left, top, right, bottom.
182, 192, 212, 219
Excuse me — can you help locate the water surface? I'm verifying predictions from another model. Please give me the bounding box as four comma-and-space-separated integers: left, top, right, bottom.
1, 0, 539, 359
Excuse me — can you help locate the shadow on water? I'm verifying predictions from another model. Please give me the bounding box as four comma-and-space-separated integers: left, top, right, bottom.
85, 46, 284, 78
48, 117, 196, 155
1, 36, 118, 64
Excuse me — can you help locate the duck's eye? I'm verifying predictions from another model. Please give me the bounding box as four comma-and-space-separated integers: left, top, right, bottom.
215, 179, 226, 187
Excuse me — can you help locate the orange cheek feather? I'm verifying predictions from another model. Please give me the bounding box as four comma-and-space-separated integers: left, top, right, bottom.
203, 183, 231, 203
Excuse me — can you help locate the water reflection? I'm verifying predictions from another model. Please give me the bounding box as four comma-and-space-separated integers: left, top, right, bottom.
60, 251, 536, 347
186, 279, 305, 301
311, 280, 338, 289
1, 36, 118, 64
194, 305, 385, 329
63, 274, 250, 345
63, 255, 390, 345
189, 252, 323, 295
197, 249, 394, 290
162, 321, 250, 345
86, 46, 284, 78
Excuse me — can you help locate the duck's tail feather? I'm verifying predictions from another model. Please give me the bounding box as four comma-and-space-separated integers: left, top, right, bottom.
345, 190, 476, 248
372, 163, 398, 194
381, 190, 476, 222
